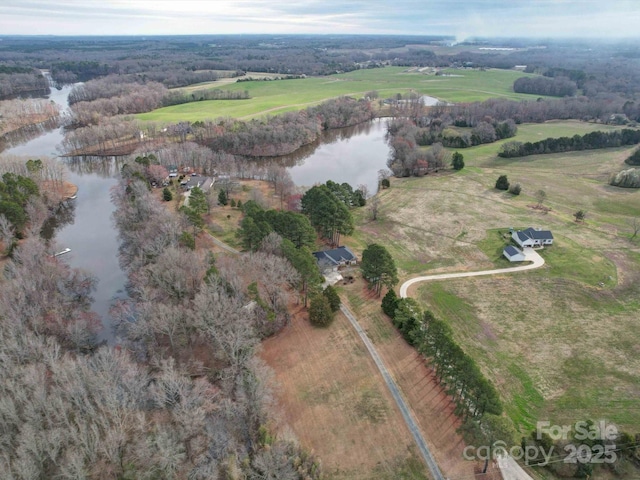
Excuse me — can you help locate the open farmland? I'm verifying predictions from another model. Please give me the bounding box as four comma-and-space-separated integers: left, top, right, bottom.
352, 120, 640, 434
260, 303, 430, 480
137, 67, 541, 122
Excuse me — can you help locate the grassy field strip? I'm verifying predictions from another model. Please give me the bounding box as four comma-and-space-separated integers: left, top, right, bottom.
340, 303, 445, 480
139, 67, 543, 122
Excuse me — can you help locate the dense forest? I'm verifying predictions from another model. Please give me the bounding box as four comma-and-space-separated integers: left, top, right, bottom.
0, 162, 322, 478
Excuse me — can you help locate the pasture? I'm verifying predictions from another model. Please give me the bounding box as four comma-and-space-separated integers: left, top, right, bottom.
351, 120, 640, 433
137, 66, 541, 122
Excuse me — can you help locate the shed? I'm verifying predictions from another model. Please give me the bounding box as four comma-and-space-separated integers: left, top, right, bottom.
503, 245, 526, 262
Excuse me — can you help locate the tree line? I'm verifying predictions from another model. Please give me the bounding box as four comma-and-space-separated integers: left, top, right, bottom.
498, 128, 640, 158
381, 290, 503, 424
107, 173, 322, 477
0, 69, 50, 99
0, 97, 61, 145
513, 76, 577, 97
67, 76, 251, 127
61, 96, 375, 158
429, 96, 630, 128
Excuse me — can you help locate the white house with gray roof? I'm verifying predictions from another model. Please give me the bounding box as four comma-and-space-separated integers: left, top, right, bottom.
512, 227, 554, 248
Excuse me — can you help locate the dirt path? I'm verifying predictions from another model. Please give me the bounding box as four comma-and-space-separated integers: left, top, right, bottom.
340, 303, 445, 480
260, 305, 423, 479
400, 247, 544, 298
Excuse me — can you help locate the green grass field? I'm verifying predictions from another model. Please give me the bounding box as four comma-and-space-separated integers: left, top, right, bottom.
138, 67, 542, 122
353, 120, 640, 434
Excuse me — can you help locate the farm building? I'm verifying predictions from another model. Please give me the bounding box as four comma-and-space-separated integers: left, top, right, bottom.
512, 227, 554, 248
313, 246, 357, 272
503, 245, 527, 262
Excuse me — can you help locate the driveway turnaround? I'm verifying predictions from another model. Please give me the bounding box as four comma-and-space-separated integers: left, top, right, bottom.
399, 248, 544, 298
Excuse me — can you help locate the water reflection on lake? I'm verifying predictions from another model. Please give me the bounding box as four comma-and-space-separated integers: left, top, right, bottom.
2, 81, 126, 344
282, 118, 389, 193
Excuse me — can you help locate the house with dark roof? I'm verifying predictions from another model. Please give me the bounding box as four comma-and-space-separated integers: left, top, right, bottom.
312, 246, 357, 272
182, 175, 214, 192
512, 227, 554, 248
503, 245, 526, 262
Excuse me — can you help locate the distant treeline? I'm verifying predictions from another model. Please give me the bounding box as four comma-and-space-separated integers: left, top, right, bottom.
513, 76, 577, 97
498, 129, 640, 158
67, 76, 250, 126
236, 74, 305, 82
0, 69, 49, 99
431, 96, 629, 126
162, 88, 250, 106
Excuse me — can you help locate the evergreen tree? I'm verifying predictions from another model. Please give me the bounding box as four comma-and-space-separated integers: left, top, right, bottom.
218, 189, 228, 206
361, 243, 398, 296
381, 289, 399, 318
309, 294, 334, 327
495, 175, 510, 191
323, 285, 341, 312
189, 187, 208, 215
162, 187, 173, 202
451, 151, 465, 171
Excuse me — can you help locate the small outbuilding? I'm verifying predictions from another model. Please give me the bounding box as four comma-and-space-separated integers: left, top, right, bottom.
503, 245, 526, 262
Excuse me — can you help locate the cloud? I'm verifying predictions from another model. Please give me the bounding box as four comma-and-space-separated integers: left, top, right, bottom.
0, 0, 639, 37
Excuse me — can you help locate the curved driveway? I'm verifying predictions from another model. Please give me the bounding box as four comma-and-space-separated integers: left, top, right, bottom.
400, 247, 544, 298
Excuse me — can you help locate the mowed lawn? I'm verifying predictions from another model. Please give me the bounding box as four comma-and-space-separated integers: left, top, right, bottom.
351, 120, 640, 433
138, 67, 542, 122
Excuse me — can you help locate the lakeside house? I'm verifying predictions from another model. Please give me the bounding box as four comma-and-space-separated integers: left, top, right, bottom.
181, 175, 214, 192
312, 246, 357, 273
512, 227, 554, 248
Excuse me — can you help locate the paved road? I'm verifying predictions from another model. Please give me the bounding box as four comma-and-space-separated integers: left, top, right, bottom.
497, 455, 536, 480
340, 304, 445, 480
400, 248, 544, 298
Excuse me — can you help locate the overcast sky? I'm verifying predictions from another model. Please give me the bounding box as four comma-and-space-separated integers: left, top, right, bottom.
1, 0, 639, 38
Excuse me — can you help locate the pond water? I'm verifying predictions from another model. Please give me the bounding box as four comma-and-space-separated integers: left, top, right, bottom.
283, 118, 389, 194
2, 84, 393, 342
2, 84, 127, 344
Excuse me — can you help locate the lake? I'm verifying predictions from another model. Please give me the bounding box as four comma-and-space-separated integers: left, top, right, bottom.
2, 87, 393, 342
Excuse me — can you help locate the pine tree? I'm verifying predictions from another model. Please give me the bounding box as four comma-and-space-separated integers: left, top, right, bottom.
218, 189, 228, 206
309, 294, 334, 327
323, 285, 341, 312
452, 152, 465, 171
495, 175, 510, 191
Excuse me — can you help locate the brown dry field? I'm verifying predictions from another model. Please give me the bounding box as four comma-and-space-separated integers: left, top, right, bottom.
260, 303, 426, 480
340, 279, 503, 480
261, 288, 498, 480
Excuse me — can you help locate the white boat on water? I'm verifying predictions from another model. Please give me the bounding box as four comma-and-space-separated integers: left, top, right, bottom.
53, 248, 71, 257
